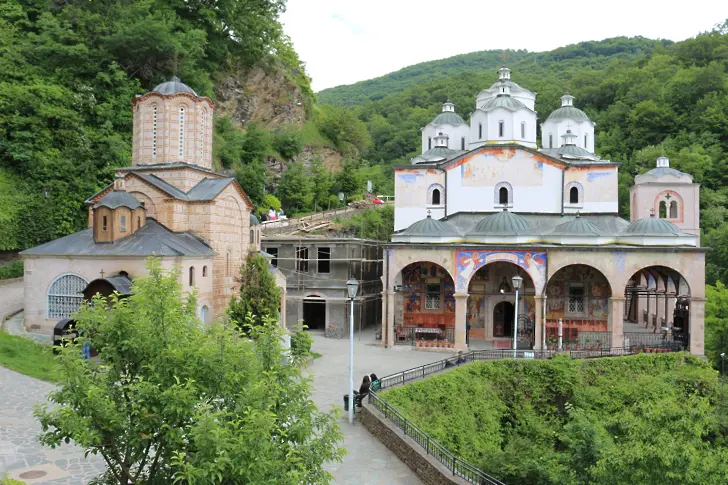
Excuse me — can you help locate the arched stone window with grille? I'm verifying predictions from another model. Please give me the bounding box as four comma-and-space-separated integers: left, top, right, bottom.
48, 274, 88, 319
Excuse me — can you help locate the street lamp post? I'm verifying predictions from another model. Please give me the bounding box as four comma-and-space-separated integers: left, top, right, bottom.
721, 352, 726, 377
512, 275, 523, 359
347, 279, 359, 425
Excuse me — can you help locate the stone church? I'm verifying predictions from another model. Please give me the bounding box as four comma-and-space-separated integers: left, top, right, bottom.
22, 77, 285, 334
382, 67, 705, 355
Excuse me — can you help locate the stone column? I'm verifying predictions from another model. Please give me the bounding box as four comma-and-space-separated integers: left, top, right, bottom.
385, 289, 395, 348
608, 297, 625, 349
689, 298, 705, 356
454, 292, 469, 351
534, 296, 543, 350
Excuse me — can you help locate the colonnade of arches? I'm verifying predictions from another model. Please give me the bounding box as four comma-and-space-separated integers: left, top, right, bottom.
383, 259, 693, 352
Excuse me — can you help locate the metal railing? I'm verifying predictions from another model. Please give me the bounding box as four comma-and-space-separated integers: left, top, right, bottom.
624, 332, 686, 351
369, 345, 684, 485
394, 326, 455, 347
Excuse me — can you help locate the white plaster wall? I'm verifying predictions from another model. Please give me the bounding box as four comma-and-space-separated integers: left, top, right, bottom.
394, 168, 445, 231
564, 167, 619, 213
541, 119, 594, 151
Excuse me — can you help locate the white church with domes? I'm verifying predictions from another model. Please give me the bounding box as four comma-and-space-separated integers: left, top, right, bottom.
381, 67, 706, 357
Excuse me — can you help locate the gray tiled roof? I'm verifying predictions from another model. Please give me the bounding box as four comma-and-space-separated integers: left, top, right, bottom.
551, 216, 605, 235
625, 216, 682, 235
636, 167, 692, 181
430, 112, 466, 126
21, 219, 215, 257
546, 106, 591, 122
444, 212, 632, 236
152, 76, 197, 96
94, 191, 142, 210
471, 209, 532, 235
399, 215, 460, 237
134, 173, 189, 199
480, 95, 527, 112
185, 177, 235, 201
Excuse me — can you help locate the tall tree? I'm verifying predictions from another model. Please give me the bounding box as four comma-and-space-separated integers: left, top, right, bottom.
35, 259, 343, 485
228, 253, 281, 326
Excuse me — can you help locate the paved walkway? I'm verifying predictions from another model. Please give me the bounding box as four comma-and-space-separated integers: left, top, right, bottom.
0, 325, 447, 484
0, 278, 24, 327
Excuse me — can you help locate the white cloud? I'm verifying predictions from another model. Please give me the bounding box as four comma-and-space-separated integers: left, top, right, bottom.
281, 0, 728, 92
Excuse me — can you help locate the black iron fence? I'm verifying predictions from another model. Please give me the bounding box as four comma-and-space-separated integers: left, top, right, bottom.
623, 332, 686, 351
394, 326, 455, 348
369, 344, 683, 485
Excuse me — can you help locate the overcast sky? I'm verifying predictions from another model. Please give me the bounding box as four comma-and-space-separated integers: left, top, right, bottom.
281, 0, 728, 92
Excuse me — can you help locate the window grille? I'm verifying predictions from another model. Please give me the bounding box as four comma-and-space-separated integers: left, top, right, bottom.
425, 283, 441, 310
48, 274, 87, 319
568, 285, 585, 314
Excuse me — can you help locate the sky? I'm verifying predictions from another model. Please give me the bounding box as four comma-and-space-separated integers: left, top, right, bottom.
281, 0, 728, 92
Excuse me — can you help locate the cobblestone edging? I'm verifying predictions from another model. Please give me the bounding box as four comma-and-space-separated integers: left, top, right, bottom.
360, 404, 469, 485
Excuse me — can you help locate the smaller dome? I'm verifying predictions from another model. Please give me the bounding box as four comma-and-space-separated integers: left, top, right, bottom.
471, 209, 531, 235
625, 215, 682, 235
400, 214, 460, 237
546, 105, 591, 122
152, 76, 197, 96
250, 214, 260, 226
94, 191, 142, 210
431, 111, 467, 126
553, 215, 604, 235
480, 95, 527, 112
556, 145, 599, 161
412, 146, 460, 164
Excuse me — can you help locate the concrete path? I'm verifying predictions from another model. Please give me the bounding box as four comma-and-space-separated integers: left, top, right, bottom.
0, 278, 24, 327
0, 326, 448, 484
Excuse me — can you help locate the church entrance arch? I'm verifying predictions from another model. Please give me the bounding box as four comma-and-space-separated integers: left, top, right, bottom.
393, 261, 455, 345
623, 265, 690, 350
545, 264, 612, 349
466, 261, 535, 348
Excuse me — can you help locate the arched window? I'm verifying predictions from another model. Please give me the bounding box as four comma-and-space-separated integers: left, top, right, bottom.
189, 266, 195, 286
432, 189, 441, 205
498, 121, 504, 138
520, 121, 525, 139
202, 265, 208, 277
427, 184, 444, 206
200, 305, 208, 325
478, 122, 483, 139
48, 274, 88, 319
570, 186, 579, 204
152, 106, 158, 158
659, 201, 667, 219
499, 187, 509, 204
549, 133, 553, 148
428, 136, 432, 150
669, 200, 678, 219
178, 107, 185, 158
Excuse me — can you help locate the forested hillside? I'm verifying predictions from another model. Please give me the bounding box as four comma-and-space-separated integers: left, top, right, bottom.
0, 0, 381, 253
319, 37, 667, 106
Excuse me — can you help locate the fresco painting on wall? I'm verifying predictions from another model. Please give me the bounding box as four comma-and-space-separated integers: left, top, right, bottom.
455, 250, 546, 292
459, 151, 542, 188
401, 262, 456, 327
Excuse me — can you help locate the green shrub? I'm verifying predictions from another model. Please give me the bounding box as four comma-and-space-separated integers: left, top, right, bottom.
1, 478, 26, 485
272, 129, 304, 160
0, 260, 23, 280
291, 330, 313, 358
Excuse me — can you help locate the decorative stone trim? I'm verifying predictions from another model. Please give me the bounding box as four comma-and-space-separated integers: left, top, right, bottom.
564, 181, 584, 206
493, 181, 513, 205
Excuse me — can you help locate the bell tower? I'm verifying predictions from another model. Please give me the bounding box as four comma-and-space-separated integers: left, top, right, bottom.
630, 156, 700, 240
131, 77, 215, 169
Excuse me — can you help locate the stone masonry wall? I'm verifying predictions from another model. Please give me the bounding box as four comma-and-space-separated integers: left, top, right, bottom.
360, 404, 471, 485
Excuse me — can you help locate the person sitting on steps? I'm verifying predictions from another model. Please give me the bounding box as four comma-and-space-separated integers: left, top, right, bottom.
354, 375, 371, 406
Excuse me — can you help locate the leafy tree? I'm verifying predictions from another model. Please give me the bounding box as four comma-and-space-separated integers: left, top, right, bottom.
310, 158, 333, 210
35, 259, 343, 484
261, 193, 282, 213
275, 161, 313, 215
229, 253, 281, 326
235, 160, 268, 208
273, 128, 304, 159
706, 282, 728, 370
316, 105, 371, 153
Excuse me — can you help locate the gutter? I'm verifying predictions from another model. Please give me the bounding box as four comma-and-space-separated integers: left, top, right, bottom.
560, 168, 565, 215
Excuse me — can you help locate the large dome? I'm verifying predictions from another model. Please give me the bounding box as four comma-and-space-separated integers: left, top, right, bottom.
546, 105, 590, 122
471, 210, 531, 235
400, 214, 460, 237
152, 76, 197, 96
480, 95, 527, 112
625, 216, 682, 235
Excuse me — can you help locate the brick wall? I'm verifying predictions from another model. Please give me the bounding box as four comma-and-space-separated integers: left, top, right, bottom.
360, 404, 471, 485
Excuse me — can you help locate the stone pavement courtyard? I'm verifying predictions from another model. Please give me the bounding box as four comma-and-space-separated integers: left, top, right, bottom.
1, 314, 447, 484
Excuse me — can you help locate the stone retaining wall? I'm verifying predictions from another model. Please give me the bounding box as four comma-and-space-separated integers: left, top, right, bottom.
360, 403, 470, 485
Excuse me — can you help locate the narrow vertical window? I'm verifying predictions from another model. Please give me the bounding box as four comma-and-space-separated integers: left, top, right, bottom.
499, 187, 509, 205
189, 266, 195, 286
200, 110, 206, 159
461, 137, 465, 150
669, 201, 678, 219
428, 137, 432, 150
296, 247, 309, 272
520, 121, 525, 139
318, 247, 331, 273
102, 216, 108, 231
121, 215, 127, 232
659, 201, 667, 218
549, 133, 553, 148
479, 122, 483, 139
584, 133, 588, 148
202, 266, 207, 277
570, 187, 579, 204
152, 106, 157, 158
137, 216, 141, 230
432, 189, 441, 205
178, 107, 185, 158
498, 121, 504, 138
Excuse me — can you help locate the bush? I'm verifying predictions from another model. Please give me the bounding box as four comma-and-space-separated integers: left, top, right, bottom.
1, 479, 26, 485
291, 330, 313, 358
272, 129, 304, 160
0, 260, 23, 280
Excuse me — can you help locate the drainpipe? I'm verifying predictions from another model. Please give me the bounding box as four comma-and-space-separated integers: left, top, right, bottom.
441, 167, 448, 219
560, 168, 565, 215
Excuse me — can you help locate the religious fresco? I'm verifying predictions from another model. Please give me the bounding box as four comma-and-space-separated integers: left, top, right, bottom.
459, 150, 543, 187
455, 250, 546, 293
401, 262, 455, 327
466, 294, 486, 329
544, 264, 611, 324
523, 295, 536, 322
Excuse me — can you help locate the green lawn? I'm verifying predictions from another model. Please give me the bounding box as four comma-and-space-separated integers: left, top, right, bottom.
0, 330, 58, 382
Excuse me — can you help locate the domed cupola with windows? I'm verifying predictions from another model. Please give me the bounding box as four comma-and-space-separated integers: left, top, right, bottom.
93, 174, 146, 243
541, 93, 595, 152
131, 76, 215, 169
421, 100, 470, 153
470, 67, 537, 149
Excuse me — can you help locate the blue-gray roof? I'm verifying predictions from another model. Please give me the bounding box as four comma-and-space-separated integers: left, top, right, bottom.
639, 167, 691, 179
250, 214, 260, 226
94, 191, 142, 210
152, 76, 197, 96
625, 216, 683, 235
430, 112, 466, 126
21, 220, 215, 257
470, 209, 531, 235
399, 215, 459, 237
556, 145, 598, 161
185, 178, 235, 201
134, 173, 189, 199
480, 95, 527, 112
546, 106, 591, 122
552, 216, 605, 235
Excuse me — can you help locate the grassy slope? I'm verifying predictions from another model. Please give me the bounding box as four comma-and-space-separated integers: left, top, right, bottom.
0, 330, 57, 382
